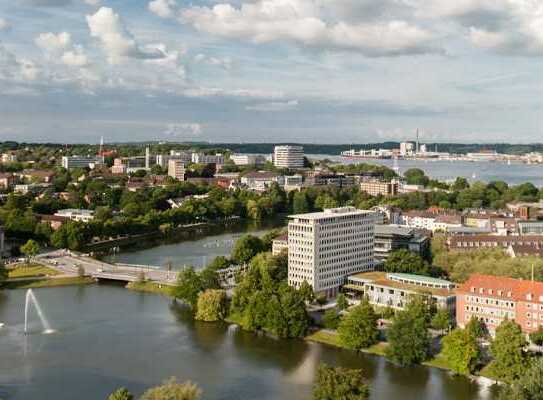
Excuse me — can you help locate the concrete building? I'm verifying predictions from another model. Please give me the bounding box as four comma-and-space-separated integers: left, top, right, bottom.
283, 174, 303, 191
54, 209, 94, 222
399, 142, 415, 156
288, 207, 375, 298
344, 272, 456, 315
1, 153, 17, 163
241, 171, 280, 191
0, 173, 16, 189
272, 233, 288, 255
230, 154, 267, 166
191, 153, 224, 165
373, 225, 430, 264
62, 155, 104, 170
274, 145, 304, 169
456, 274, 543, 336
360, 179, 399, 197
518, 221, 543, 236
168, 159, 186, 181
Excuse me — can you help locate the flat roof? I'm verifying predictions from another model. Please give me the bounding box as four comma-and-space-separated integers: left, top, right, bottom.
289, 207, 374, 220
374, 224, 415, 236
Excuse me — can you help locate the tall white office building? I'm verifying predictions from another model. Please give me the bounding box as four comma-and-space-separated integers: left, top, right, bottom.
288, 207, 375, 298
273, 145, 304, 169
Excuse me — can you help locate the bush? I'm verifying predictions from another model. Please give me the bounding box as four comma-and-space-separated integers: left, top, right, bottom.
323, 309, 341, 330
195, 289, 228, 322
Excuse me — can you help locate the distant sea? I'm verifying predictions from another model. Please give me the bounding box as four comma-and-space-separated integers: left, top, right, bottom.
307, 154, 543, 187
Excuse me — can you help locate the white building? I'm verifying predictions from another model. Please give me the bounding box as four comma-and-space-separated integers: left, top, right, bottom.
191, 153, 224, 165
230, 154, 267, 166
168, 159, 186, 181
55, 209, 94, 222
288, 207, 375, 298
274, 145, 304, 169
169, 150, 193, 163
399, 142, 415, 156
241, 171, 281, 191
1, 153, 17, 163
62, 155, 104, 170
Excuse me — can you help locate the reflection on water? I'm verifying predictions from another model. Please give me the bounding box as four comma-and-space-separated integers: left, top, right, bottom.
0, 285, 501, 400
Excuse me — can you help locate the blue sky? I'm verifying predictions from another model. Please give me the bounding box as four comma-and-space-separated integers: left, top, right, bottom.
1, 0, 543, 144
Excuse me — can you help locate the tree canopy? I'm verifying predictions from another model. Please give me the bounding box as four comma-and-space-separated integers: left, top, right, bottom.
338, 299, 379, 351
313, 363, 369, 400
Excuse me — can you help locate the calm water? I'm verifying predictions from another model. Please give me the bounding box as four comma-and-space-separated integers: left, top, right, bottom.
105, 221, 284, 269
309, 154, 543, 186
0, 285, 499, 400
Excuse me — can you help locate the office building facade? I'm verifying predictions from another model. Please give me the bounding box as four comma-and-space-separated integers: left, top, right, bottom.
274, 145, 304, 169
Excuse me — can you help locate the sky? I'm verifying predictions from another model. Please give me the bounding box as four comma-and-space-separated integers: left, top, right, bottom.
1, 0, 543, 144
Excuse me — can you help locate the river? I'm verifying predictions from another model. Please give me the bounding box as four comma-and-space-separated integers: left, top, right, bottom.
308, 154, 543, 186
0, 285, 499, 400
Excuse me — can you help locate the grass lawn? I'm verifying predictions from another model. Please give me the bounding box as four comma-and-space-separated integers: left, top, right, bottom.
8, 264, 60, 279
4, 276, 96, 289
305, 329, 388, 356
424, 353, 453, 370
126, 281, 173, 296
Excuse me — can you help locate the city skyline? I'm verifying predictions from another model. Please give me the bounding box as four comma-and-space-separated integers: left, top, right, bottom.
2, 0, 543, 143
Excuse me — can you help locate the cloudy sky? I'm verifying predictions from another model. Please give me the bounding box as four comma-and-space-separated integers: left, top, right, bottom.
1, 0, 543, 144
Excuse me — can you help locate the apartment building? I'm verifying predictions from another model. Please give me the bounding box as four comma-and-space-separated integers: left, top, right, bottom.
168, 159, 186, 181
191, 153, 224, 165
273, 145, 304, 169
518, 221, 543, 236
344, 272, 456, 316
287, 207, 375, 298
272, 233, 288, 255
373, 224, 430, 264
457, 274, 543, 336
62, 155, 104, 170
0, 173, 17, 189
230, 154, 267, 166
54, 209, 94, 222
448, 235, 543, 252
241, 171, 280, 191
360, 179, 399, 197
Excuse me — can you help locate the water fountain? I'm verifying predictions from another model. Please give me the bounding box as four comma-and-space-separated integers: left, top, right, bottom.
24, 289, 54, 335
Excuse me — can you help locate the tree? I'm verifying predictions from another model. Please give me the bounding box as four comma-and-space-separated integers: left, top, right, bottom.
231, 235, 264, 265
488, 319, 527, 382
404, 168, 429, 186
293, 191, 310, 214
299, 280, 315, 303
323, 309, 341, 330
336, 293, 348, 311
313, 363, 369, 400
499, 358, 543, 400
383, 249, 431, 276
431, 309, 450, 333
338, 299, 379, 350
173, 267, 203, 308
465, 316, 486, 339
441, 328, 480, 375
529, 326, 543, 346
107, 388, 133, 400
385, 298, 430, 366
20, 239, 39, 264
139, 377, 201, 400
195, 289, 227, 322
0, 261, 7, 286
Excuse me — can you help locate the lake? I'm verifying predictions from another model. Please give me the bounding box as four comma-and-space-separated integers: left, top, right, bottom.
0, 285, 499, 400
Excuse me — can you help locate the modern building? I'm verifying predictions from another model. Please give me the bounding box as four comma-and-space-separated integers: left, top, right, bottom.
273, 145, 304, 169
344, 272, 456, 316
399, 142, 415, 156
168, 159, 186, 181
191, 153, 224, 165
241, 171, 281, 191
456, 274, 543, 336
287, 207, 375, 298
272, 233, 288, 255
230, 154, 267, 166
373, 224, 430, 264
61, 155, 104, 170
360, 179, 399, 197
54, 209, 94, 222
518, 221, 543, 236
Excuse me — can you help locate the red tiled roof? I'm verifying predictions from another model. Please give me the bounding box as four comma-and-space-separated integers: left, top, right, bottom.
457, 273, 543, 302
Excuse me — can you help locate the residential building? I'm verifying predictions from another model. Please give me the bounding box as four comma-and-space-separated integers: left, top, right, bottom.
61, 155, 104, 170
283, 174, 303, 191
18, 169, 55, 183
230, 154, 267, 166
14, 183, 50, 195
401, 211, 437, 231
273, 145, 304, 169
241, 171, 280, 191
37, 214, 69, 230
287, 207, 375, 298
456, 274, 543, 336
54, 209, 94, 222
448, 234, 543, 252
518, 221, 543, 236
344, 272, 456, 315
304, 173, 355, 188
168, 159, 186, 181
0, 173, 16, 189
360, 179, 399, 197
1, 153, 17, 163
272, 233, 288, 255
191, 153, 224, 165
373, 224, 430, 264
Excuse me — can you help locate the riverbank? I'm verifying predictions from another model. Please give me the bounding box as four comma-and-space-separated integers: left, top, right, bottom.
125, 281, 173, 296
4, 276, 96, 289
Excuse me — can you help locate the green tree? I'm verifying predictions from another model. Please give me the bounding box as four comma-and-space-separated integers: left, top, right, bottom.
139, 377, 201, 400
336, 293, 349, 311
404, 168, 429, 186
313, 363, 369, 400
499, 358, 543, 400
385, 298, 431, 366
338, 299, 379, 350
293, 191, 310, 214
323, 309, 341, 330
0, 261, 7, 286
231, 235, 264, 265
299, 280, 315, 303
383, 249, 431, 276
441, 328, 480, 375
195, 289, 227, 322
107, 388, 133, 400
173, 267, 203, 308
431, 309, 451, 333
529, 326, 543, 346
488, 319, 527, 382
465, 316, 486, 339
20, 239, 39, 264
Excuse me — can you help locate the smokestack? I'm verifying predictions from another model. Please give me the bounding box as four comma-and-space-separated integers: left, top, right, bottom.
145, 146, 150, 170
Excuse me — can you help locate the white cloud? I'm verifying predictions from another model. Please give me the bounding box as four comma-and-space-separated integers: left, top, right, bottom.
35, 32, 90, 67
180, 0, 440, 56
163, 122, 202, 137
193, 53, 232, 69
0, 18, 11, 32
87, 7, 166, 63
84, 0, 101, 5
61, 46, 89, 66
246, 99, 298, 111
0, 44, 42, 81
148, 0, 178, 18
144, 43, 186, 77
